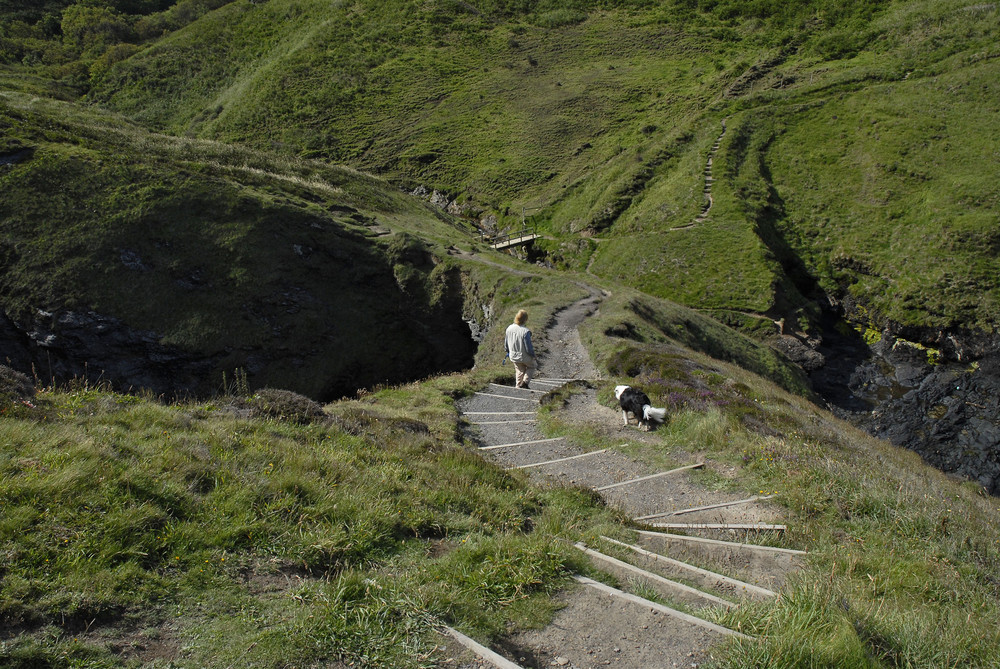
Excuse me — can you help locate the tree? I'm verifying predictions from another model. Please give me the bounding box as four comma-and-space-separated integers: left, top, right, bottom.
60, 1, 133, 55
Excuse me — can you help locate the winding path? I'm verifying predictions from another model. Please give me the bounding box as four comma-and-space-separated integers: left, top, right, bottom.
449, 290, 805, 668
669, 118, 727, 231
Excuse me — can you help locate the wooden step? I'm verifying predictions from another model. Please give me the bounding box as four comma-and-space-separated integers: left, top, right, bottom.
636, 530, 805, 591
444, 626, 525, 669
601, 536, 776, 601
575, 543, 735, 610
479, 436, 567, 451
595, 462, 704, 491
489, 382, 549, 395
573, 576, 752, 639
515, 449, 608, 469
635, 494, 776, 521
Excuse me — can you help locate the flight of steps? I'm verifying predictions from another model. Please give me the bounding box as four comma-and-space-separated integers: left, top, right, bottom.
693, 119, 726, 224
670, 118, 727, 232
448, 380, 805, 668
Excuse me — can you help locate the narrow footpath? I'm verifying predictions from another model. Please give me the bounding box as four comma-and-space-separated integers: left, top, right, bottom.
670, 118, 726, 231
448, 290, 805, 668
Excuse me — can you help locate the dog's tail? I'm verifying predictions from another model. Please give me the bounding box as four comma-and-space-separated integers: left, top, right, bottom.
643, 405, 667, 423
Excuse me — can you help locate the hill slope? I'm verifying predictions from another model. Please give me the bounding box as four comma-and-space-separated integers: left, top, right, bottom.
2, 292, 999, 667
0, 94, 484, 399
85, 0, 1000, 335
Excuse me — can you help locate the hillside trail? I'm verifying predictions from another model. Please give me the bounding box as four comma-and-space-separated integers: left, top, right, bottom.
444, 287, 806, 668
583, 119, 726, 277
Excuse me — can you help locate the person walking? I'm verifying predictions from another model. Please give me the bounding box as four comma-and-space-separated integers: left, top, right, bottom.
504, 309, 535, 389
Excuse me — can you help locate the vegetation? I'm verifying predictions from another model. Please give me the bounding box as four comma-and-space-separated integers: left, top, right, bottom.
4, 0, 999, 335
2, 0, 1000, 666
537, 334, 1000, 668
4, 311, 999, 666
65, 0, 999, 334
0, 374, 612, 666
0, 93, 496, 399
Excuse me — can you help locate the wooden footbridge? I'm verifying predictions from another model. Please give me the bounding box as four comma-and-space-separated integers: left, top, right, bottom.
482, 224, 540, 251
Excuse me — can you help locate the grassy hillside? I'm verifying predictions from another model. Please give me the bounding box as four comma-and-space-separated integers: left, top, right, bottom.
0, 93, 498, 398
2, 313, 999, 667
76, 0, 1000, 336
0, 374, 609, 667
2, 89, 819, 401
1, 1, 999, 666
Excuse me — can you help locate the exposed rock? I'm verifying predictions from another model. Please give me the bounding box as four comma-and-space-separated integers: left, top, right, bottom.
13, 308, 214, 397
479, 214, 498, 234
771, 335, 825, 371
0, 148, 34, 166
809, 310, 1000, 495
0, 257, 482, 402
447, 199, 482, 218
429, 190, 451, 208
120, 249, 149, 272
862, 350, 1000, 494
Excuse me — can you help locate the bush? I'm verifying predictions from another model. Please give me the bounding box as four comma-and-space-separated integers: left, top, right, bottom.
60, 3, 134, 55
0, 364, 35, 404
89, 41, 139, 80
245, 387, 325, 423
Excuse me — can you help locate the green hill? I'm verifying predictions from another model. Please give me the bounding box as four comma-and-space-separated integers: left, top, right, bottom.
0, 94, 488, 399
77, 0, 1000, 333
1, 322, 998, 667
2, 2, 1000, 665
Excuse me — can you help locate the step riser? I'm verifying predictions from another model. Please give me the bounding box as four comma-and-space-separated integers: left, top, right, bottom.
628, 551, 773, 601
638, 535, 803, 591
577, 544, 734, 610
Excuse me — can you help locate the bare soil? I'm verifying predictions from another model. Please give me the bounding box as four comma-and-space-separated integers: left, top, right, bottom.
506, 583, 720, 669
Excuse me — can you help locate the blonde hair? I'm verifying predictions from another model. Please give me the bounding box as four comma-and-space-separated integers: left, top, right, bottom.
514, 309, 528, 325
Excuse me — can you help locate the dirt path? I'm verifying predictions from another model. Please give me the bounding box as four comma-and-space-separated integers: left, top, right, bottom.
535, 284, 604, 381
450, 291, 805, 668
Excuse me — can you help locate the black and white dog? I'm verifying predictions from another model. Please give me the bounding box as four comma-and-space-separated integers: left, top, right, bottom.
614, 385, 667, 430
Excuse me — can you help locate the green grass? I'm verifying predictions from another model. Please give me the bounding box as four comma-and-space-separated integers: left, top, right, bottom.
6, 0, 1000, 337
0, 379, 610, 667
0, 94, 498, 399
761, 55, 1000, 329
3, 281, 1000, 666
532, 355, 1000, 668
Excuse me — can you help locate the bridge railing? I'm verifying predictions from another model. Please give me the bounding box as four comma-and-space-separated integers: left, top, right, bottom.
481, 223, 537, 247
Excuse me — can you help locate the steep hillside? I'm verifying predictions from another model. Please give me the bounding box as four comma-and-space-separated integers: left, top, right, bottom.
2, 3, 1000, 666
2, 299, 998, 667
0, 94, 489, 399
1, 89, 814, 404
85, 0, 1000, 336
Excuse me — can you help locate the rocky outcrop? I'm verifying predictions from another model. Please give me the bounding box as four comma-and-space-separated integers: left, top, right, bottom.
4, 308, 215, 396
866, 349, 1000, 494
809, 308, 1000, 495
0, 255, 481, 402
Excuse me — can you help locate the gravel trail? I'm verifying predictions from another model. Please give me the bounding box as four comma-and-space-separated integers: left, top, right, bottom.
451, 288, 801, 669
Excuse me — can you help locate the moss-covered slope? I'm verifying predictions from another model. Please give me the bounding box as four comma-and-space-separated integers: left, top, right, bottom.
0, 96, 482, 399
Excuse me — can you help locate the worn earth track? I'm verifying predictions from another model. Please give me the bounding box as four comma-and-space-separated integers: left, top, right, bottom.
447, 289, 806, 668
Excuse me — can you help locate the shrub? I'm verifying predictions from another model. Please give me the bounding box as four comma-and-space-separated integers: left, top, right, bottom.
0, 364, 35, 404
60, 3, 134, 55
89, 41, 140, 81
246, 387, 325, 423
